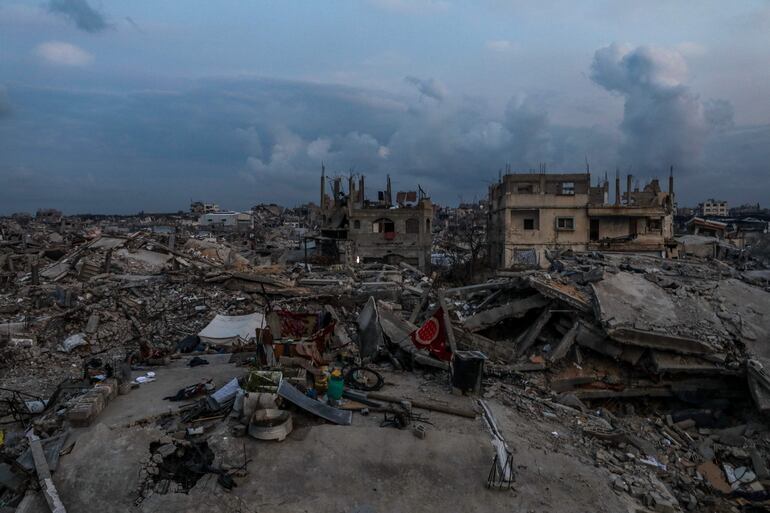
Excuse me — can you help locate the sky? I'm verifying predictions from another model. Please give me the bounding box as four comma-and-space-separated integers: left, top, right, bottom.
1, 0, 769, 214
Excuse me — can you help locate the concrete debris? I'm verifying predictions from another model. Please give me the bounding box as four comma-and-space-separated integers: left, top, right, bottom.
1, 203, 770, 512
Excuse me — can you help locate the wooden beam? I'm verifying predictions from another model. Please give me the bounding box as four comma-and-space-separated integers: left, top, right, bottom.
437, 291, 457, 353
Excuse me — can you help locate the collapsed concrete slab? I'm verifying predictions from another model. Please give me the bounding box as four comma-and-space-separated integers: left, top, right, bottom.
463, 294, 547, 332
592, 271, 726, 351
606, 327, 714, 356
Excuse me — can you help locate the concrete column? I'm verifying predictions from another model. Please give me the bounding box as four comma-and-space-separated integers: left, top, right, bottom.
320, 165, 326, 210
626, 175, 633, 205
615, 171, 621, 206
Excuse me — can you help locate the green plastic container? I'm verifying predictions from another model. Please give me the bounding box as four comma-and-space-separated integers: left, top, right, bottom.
327, 371, 344, 401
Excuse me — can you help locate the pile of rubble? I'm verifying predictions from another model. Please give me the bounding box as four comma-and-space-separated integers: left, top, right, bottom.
3, 214, 770, 512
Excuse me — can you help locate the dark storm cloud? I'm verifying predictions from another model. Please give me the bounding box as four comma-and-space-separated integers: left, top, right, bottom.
0, 78, 608, 212
590, 43, 737, 176
0, 72, 766, 214
48, 0, 108, 32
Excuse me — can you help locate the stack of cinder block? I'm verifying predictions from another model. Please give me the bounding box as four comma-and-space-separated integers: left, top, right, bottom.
67, 378, 119, 427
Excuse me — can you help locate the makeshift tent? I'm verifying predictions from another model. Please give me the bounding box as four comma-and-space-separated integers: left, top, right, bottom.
198, 312, 266, 346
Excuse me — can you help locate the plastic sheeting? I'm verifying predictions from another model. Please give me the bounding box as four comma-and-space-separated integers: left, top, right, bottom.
198, 312, 266, 345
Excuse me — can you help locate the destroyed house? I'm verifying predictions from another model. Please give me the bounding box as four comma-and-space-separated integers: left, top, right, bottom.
488, 170, 675, 268
318, 170, 433, 270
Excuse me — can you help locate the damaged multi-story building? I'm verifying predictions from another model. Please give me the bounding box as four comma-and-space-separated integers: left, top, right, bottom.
318, 169, 433, 270
488, 169, 675, 268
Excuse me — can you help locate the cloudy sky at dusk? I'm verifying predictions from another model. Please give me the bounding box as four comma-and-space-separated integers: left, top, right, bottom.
1, 0, 769, 213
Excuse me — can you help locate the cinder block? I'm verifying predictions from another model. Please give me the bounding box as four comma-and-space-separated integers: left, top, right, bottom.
92, 385, 112, 402
67, 402, 96, 427
79, 393, 105, 415
101, 378, 119, 399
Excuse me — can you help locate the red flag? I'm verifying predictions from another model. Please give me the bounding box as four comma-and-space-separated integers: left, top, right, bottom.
410, 308, 452, 361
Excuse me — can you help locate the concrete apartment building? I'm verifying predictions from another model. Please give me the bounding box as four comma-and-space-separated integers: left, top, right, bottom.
699, 199, 729, 217
319, 169, 433, 270
488, 170, 675, 268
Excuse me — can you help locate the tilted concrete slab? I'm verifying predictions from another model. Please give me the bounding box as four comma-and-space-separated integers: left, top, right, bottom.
592, 271, 725, 352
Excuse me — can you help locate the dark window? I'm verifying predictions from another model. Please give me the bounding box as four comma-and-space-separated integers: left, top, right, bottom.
556, 217, 574, 230
560, 182, 575, 195
405, 218, 419, 234
523, 218, 535, 230
353, 220, 361, 229
517, 184, 533, 194
590, 219, 599, 241
372, 218, 395, 233
648, 218, 661, 231
426, 218, 431, 232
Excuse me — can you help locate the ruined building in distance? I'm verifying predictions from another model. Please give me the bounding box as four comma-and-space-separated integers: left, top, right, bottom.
319, 169, 433, 271
487, 170, 676, 268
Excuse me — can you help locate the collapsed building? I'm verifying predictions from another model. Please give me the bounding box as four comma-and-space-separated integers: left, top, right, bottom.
488, 170, 675, 268
319, 169, 433, 271
2, 176, 770, 513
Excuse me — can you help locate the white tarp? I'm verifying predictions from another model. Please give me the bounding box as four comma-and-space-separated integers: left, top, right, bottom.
198, 312, 266, 345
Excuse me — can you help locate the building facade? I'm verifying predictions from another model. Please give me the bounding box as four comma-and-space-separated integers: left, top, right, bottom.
197, 211, 253, 232
190, 201, 220, 215
699, 199, 728, 217
488, 171, 675, 268
319, 171, 433, 270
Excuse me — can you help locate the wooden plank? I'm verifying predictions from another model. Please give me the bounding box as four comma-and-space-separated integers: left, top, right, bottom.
367, 392, 476, 419
437, 291, 457, 354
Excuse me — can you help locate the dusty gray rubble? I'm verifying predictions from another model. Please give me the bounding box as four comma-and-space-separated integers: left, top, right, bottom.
2, 210, 770, 513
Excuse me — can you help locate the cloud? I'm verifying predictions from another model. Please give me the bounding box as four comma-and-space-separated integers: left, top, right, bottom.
485, 39, 517, 53
0, 75, 765, 214
590, 42, 732, 175
47, 0, 108, 32
36, 41, 93, 66
404, 76, 447, 102
500, 96, 552, 165
704, 99, 735, 131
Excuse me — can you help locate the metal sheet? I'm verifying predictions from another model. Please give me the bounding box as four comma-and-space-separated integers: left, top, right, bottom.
277, 380, 352, 425
356, 296, 384, 359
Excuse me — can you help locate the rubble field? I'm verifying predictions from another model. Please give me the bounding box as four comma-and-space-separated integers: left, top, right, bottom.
2, 214, 770, 513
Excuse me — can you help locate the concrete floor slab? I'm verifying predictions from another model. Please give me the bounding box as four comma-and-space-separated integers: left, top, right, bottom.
44, 369, 629, 513
98, 354, 244, 428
